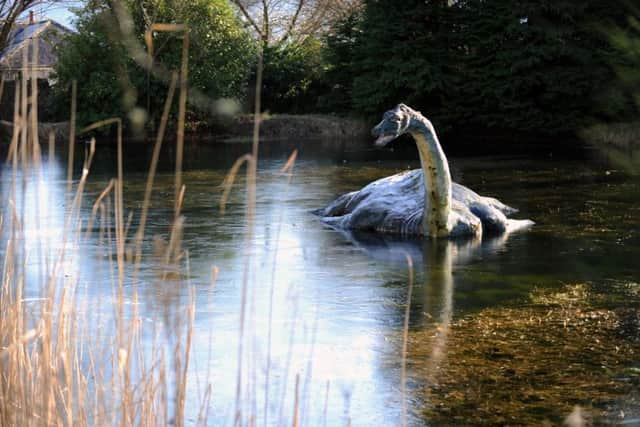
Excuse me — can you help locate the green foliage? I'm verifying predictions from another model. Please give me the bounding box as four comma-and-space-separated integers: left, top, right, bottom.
350, 0, 454, 118
451, 0, 634, 134
51, 1, 129, 127
50, 0, 640, 137
606, 9, 640, 117
320, 0, 637, 136
52, 0, 255, 130
126, 0, 255, 102
317, 9, 362, 113
259, 38, 325, 114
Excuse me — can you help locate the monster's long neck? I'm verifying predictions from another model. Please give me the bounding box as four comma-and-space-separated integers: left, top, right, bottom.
409, 117, 452, 237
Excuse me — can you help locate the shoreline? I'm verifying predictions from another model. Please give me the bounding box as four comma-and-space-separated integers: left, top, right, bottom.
1, 114, 370, 144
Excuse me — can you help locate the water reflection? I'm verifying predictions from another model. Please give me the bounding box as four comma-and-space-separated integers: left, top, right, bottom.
334, 229, 520, 417
0, 139, 637, 426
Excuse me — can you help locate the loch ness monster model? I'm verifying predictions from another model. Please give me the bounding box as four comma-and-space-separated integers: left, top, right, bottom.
314, 104, 534, 238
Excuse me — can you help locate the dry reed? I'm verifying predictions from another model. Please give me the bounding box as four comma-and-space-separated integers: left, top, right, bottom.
0, 16, 194, 427
0, 3, 359, 425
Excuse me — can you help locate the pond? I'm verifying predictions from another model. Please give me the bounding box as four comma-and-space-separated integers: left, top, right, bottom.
1, 136, 638, 426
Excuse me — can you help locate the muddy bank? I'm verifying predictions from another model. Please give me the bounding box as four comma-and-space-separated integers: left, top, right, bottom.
1, 120, 70, 141
222, 114, 369, 141
407, 283, 640, 426
582, 122, 640, 149
2, 114, 369, 144
582, 124, 640, 174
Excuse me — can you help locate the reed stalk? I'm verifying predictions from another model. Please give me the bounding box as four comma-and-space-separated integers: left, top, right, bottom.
67, 80, 77, 191
0, 8, 320, 426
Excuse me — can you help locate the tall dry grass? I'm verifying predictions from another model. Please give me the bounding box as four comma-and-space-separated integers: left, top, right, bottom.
0, 8, 311, 427
0, 19, 196, 427
0, 4, 416, 426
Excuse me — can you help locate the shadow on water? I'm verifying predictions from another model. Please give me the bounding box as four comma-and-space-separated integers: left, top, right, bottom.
26, 132, 606, 177
62, 137, 416, 176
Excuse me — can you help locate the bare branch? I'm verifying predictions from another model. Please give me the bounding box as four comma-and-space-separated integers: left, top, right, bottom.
279, 0, 304, 43
230, 0, 264, 40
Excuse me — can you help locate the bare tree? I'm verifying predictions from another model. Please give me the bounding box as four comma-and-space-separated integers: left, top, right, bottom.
230, 0, 361, 46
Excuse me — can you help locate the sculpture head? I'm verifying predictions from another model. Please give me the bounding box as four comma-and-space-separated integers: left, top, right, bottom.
372, 103, 416, 147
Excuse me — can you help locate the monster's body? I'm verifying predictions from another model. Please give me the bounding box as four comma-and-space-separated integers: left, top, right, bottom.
315, 104, 533, 237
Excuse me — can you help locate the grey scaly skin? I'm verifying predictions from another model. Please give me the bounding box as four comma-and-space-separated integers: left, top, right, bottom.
314, 104, 534, 238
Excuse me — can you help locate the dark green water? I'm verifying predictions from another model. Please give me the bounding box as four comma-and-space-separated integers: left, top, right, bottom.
1, 138, 638, 425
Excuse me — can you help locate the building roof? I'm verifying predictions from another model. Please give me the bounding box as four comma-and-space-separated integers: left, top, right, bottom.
0, 19, 73, 79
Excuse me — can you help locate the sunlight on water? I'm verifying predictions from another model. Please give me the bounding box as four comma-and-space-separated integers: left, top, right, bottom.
0, 161, 80, 292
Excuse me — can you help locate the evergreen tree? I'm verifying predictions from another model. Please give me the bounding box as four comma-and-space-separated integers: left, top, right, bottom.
452, 0, 634, 134
603, 5, 640, 118
350, 0, 454, 119
322, 0, 636, 136
317, 9, 363, 113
